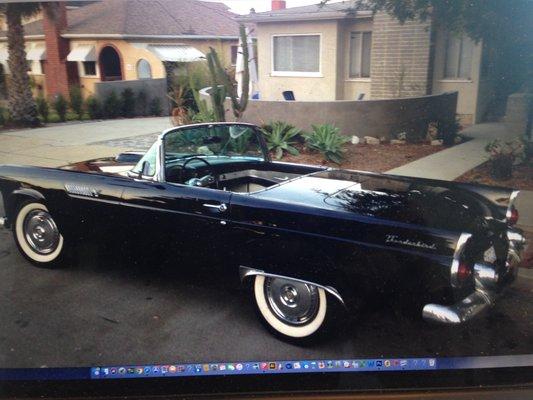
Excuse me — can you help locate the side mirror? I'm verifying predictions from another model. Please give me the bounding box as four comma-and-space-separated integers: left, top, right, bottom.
138, 160, 151, 179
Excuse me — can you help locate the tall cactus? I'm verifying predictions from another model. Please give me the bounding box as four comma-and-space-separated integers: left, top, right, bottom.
205, 50, 226, 122
205, 24, 251, 121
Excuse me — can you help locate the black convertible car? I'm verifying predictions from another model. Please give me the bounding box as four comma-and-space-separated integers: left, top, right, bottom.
0, 123, 527, 341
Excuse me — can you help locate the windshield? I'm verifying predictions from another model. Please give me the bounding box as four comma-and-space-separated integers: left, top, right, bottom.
163, 124, 265, 161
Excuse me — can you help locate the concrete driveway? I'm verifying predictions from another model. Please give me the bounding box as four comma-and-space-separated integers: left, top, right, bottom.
0, 117, 171, 167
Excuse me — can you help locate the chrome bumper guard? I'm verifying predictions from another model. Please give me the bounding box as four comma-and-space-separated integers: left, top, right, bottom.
422, 231, 526, 324
0, 216, 6, 228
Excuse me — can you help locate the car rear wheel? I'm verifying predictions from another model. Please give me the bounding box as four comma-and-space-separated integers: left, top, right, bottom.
13, 201, 66, 267
253, 275, 328, 341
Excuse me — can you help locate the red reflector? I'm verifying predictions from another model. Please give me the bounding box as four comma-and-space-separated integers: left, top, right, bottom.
508, 207, 519, 226
457, 262, 472, 281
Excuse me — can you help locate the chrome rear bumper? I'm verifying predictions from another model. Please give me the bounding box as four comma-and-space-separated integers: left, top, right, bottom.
422, 232, 525, 324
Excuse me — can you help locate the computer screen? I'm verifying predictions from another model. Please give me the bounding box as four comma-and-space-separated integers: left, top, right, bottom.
0, 0, 532, 397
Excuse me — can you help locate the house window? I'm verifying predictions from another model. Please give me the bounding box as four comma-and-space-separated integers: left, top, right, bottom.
444, 33, 474, 79
272, 34, 320, 74
27, 60, 42, 75
231, 45, 238, 66
137, 59, 152, 79
349, 32, 372, 78
82, 61, 96, 76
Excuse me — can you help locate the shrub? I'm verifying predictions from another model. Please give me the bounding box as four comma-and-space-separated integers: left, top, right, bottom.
485, 139, 525, 180
136, 90, 148, 116
305, 124, 349, 164
435, 117, 462, 146
188, 108, 215, 123
69, 86, 83, 120
261, 121, 301, 160
149, 97, 162, 116
36, 96, 49, 123
0, 107, 5, 126
53, 94, 68, 122
103, 91, 122, 118
121, 88, 136, 118
86, 96, 102, 119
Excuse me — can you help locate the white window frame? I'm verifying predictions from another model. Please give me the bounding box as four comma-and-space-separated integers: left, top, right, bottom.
347, 31, 372, 80
271, 33, 322, 78
78, 61, 99, 78
442, 33, 474, 82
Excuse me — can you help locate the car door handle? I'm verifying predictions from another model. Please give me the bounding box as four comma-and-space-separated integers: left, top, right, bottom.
274, 176, 289, 181
203, 203, 228, 212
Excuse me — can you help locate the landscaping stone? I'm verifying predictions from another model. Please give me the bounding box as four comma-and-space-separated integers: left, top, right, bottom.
351, 135, 360, 145
390, 139, 406, 145
364, 136, 380, 145
431, 139, 443, 146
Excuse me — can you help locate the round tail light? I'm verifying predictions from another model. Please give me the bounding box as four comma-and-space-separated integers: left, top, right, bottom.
457, 261, 473, 282
507, 207, 519, 226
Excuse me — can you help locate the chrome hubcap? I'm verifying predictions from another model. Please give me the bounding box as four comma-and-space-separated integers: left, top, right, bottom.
265, 277, 319, 326
23, 210, 60, 255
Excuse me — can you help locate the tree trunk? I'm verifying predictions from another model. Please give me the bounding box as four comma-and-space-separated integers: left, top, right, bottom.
6, 5, 39, 127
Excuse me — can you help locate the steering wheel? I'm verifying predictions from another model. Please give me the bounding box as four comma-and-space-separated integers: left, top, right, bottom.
181, 157, 217, 187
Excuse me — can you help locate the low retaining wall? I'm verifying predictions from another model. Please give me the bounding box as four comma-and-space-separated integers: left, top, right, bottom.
95, 78, 170, 116
201, 89, 458, 139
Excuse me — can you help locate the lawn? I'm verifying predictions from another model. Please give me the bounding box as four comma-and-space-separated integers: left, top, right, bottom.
456, 159, 533, 191
282, 143, 443, 173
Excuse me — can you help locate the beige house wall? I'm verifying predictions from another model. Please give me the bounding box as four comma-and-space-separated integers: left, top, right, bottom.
256, 20, 340, 101
11, 37, 236, 99
431, 28, 483, 125
339, 18, 373, 100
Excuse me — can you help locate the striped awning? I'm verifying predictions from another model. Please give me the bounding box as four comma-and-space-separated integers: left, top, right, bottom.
147, 45, 204, 62
67, 45, 96, 62
26, 45, 46, 61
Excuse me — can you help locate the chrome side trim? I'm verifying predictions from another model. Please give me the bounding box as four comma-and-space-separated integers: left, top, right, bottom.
0, 216, 6, 228
239, 266, 346, 307
505, 190, 520, 222
450, 233, 472, 288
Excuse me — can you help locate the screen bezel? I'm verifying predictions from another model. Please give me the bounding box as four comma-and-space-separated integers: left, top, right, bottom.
1, 367, 532, 398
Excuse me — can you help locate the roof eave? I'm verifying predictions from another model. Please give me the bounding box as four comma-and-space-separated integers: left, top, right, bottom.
237, 10, 372, 23
61, 33, 240, 40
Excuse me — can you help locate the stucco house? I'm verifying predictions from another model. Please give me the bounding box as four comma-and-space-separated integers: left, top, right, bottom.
239, 0, 492, 125
0, 0, 241, 99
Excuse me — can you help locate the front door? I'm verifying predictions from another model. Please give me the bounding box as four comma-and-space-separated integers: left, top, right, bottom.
121, 180, 232, 259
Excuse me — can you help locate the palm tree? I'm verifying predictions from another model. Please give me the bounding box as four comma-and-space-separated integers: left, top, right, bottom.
0, 3, 41, 126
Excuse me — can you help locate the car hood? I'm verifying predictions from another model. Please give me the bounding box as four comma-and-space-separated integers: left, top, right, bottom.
254, 169, 514, 233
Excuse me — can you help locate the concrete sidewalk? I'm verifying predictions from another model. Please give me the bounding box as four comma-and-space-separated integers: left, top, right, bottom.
387, 123, 532, 229
0, 117, 171, 167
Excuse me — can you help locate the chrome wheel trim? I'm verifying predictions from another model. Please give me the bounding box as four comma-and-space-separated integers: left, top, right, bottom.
23, 210, 60, 255
264, 277, 319, 326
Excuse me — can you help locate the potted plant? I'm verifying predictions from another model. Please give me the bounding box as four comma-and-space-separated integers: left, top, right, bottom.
485, 139, 525, 180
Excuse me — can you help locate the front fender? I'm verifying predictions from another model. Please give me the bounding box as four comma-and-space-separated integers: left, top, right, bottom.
2, 187, 47, 229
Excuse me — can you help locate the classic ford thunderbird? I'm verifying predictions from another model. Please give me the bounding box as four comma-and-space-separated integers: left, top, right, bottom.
0, 123, 527, 341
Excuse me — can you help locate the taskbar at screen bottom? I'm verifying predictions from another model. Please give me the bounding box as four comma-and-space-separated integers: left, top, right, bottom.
1, 355, 533, 381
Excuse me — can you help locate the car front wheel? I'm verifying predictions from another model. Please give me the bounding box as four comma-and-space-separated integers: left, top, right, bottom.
253, 275, 328, 341
13, 201, 66, 267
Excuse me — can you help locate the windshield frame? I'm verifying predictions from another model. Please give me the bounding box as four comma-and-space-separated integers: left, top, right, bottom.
159, 122, 270, 182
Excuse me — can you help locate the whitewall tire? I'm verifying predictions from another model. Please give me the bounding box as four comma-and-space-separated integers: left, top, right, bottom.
253, 275, 327, 340
13, 202, 65, 266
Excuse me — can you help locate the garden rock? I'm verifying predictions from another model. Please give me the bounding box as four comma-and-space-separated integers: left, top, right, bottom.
364, 136, 380, 145
431, 139, 443, 146
351, 136, 360, 145
390, 139, 406, 145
